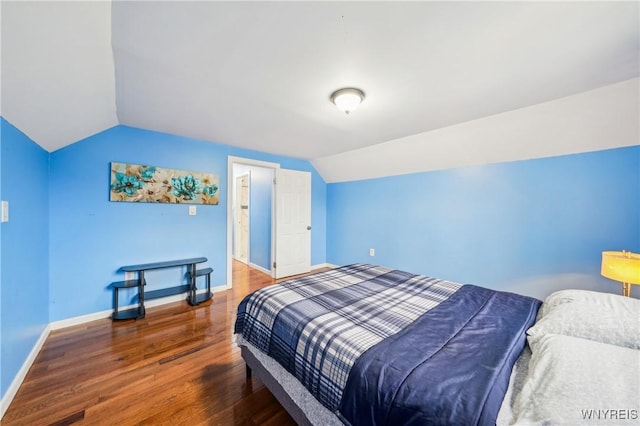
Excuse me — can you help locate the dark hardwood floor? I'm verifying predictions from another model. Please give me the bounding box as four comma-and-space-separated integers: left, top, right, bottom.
3, 261, 326, 425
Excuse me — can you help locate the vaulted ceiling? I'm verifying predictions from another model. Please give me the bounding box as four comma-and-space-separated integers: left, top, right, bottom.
2, 1, 639, 178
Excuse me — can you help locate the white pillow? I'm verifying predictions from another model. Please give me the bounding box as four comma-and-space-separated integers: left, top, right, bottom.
512, 333, 640, 425
527, 289, 640, 349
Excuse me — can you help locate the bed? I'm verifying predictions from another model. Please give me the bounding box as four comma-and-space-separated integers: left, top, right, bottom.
234, 264, 640, 425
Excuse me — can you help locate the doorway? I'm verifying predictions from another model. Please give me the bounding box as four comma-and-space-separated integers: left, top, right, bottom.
233, 174, 250, 264
227, 157, 279, 288
226, 156, 312, 288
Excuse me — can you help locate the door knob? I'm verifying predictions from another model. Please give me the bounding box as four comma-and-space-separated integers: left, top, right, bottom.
307, 226, 312, 230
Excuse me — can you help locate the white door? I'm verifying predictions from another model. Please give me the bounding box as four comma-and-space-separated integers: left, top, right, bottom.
274, 169, 311, 279
234, 174, 249, 263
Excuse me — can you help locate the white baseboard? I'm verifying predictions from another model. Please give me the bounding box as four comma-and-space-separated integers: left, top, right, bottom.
50, 286, 230, 330
248, 262, 273, 276
50, 308, 114, 330
0, 324, 51, 420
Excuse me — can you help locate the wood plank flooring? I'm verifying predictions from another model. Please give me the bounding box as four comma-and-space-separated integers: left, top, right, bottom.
3, 261, 326, 425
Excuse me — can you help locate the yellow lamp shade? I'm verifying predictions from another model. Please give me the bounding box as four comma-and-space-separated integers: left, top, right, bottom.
601, 251, 640, 284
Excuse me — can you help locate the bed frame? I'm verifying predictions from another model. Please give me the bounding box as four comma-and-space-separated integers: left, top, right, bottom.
240, 342, 343, 426
242, 346, 313, 426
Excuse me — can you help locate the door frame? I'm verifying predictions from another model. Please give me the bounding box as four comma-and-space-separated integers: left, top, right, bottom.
226, 156, 280, 288
233, 173, 250, 264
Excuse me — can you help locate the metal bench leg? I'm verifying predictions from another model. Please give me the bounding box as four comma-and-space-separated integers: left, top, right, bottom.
113, 287, 120, 317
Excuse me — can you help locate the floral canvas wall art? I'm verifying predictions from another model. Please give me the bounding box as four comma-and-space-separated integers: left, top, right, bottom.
110, 162, 219, 205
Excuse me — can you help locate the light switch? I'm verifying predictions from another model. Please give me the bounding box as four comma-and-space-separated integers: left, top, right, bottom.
188, 205, 197, 216
1, 201, 8, 223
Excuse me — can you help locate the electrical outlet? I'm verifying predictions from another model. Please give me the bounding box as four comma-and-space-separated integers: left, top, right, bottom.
189, 205, 197, 216
125, 271, 135, 281
369, 248, 375, 257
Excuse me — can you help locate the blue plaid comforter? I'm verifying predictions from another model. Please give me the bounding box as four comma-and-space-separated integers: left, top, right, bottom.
234, 263, 461, 411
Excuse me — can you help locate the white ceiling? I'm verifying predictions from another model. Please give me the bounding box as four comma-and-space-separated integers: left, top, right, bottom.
1, 1, 639, 174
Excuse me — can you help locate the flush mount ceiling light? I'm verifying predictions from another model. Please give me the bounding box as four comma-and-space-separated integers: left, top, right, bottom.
330, 88, 365, 115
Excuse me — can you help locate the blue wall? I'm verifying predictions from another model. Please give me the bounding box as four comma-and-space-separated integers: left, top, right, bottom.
327, 146, 640, 300
249, 166, 274, 271
49, 125, 326, 321
0, 118, 50, 398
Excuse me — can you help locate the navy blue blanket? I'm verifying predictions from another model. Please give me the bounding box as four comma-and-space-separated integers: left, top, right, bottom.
338, 285, 541, 426
235, 264, 461, 411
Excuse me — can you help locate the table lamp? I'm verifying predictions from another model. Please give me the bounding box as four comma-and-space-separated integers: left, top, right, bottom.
601, 251, 640, 297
